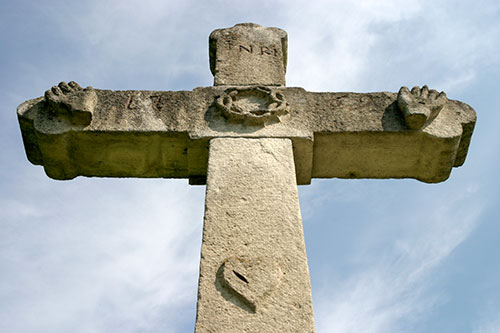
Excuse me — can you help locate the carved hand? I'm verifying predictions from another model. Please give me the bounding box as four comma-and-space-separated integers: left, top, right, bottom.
397, 85, 447, 130
44, 81, 97, 126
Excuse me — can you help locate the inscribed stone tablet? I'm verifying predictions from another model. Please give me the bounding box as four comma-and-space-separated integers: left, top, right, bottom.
209, 23, 287, 86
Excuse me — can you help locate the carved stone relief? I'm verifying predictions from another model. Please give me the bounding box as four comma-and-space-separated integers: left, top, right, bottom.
44, 81, 97, 126
397, 85, 447, 130
214, 86, 289, 125
217, 256, 283, 313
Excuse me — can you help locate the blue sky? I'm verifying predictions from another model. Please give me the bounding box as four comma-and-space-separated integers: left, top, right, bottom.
1, 1, 499, 332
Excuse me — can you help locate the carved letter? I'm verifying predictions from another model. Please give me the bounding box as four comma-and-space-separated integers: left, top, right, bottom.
239, 45, 253, 53
260, 46, 272, 55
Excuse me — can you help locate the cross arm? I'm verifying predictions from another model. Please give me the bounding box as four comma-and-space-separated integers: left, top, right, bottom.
280, 87, 476, 183
17, 83, 218, 182
18, 82, 476, 185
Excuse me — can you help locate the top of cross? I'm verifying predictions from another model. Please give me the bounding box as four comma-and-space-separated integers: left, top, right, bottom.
209, 23, 288, 86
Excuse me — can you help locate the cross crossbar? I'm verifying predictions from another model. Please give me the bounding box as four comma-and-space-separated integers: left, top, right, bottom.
17, 23, 476, 332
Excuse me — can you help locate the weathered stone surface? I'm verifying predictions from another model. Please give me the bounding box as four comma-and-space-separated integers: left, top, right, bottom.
397, 85, 447, 130
195, 138, 314, 332
210, 23, 287, 86
214, 86, 290, 125
18, 86, 475, 184
219, 256, 283, 313
17, 23, 477, 333
45, 81, 97, 126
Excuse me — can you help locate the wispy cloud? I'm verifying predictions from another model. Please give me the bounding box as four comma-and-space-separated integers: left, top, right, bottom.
474, 314, 500, 333
283, 0, 422, 91
314, 186, 483, 332
0, 179, 204, 333
472, 293, 500, 333
282, 0, 500, 93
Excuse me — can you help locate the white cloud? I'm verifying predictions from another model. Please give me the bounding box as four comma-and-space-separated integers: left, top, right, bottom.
474, 314, 500, 333
472, 293, 500, 333
281, 0, 500, 94
0, 179, 204, 333
282, 0, 422, 91
314, 187, 483, 332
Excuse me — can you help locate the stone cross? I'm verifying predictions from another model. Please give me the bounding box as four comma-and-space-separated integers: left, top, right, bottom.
17, 23, 476, 332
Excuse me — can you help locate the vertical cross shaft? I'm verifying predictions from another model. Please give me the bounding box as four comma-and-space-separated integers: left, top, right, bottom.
16, 22, 476, 333
195, 138, 314, 332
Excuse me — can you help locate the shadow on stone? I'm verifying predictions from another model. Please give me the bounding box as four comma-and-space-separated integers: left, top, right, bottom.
381, 100, 406, 131
215, 264, 256, 314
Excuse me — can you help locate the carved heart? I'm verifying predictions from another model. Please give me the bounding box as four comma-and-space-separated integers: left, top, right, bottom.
219, 256, 283, 312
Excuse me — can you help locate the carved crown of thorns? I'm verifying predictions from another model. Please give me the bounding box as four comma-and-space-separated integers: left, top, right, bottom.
215, 86, 289, 125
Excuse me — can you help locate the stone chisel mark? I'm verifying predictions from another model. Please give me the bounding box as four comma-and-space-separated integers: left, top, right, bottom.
233, 270, 249, 283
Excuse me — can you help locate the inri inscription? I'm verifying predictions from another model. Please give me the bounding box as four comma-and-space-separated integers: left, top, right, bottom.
237, 44, 280, 57
210, 23, 287, 86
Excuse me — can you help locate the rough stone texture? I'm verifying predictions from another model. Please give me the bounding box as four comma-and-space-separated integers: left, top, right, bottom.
44, 81, 97, 126
397, 85, 447, 130
210, 23, 287, 86
18, 87, 475, 184
214, 86, 290, 125
195, 138, 314, 333
16, 23, 477, 333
